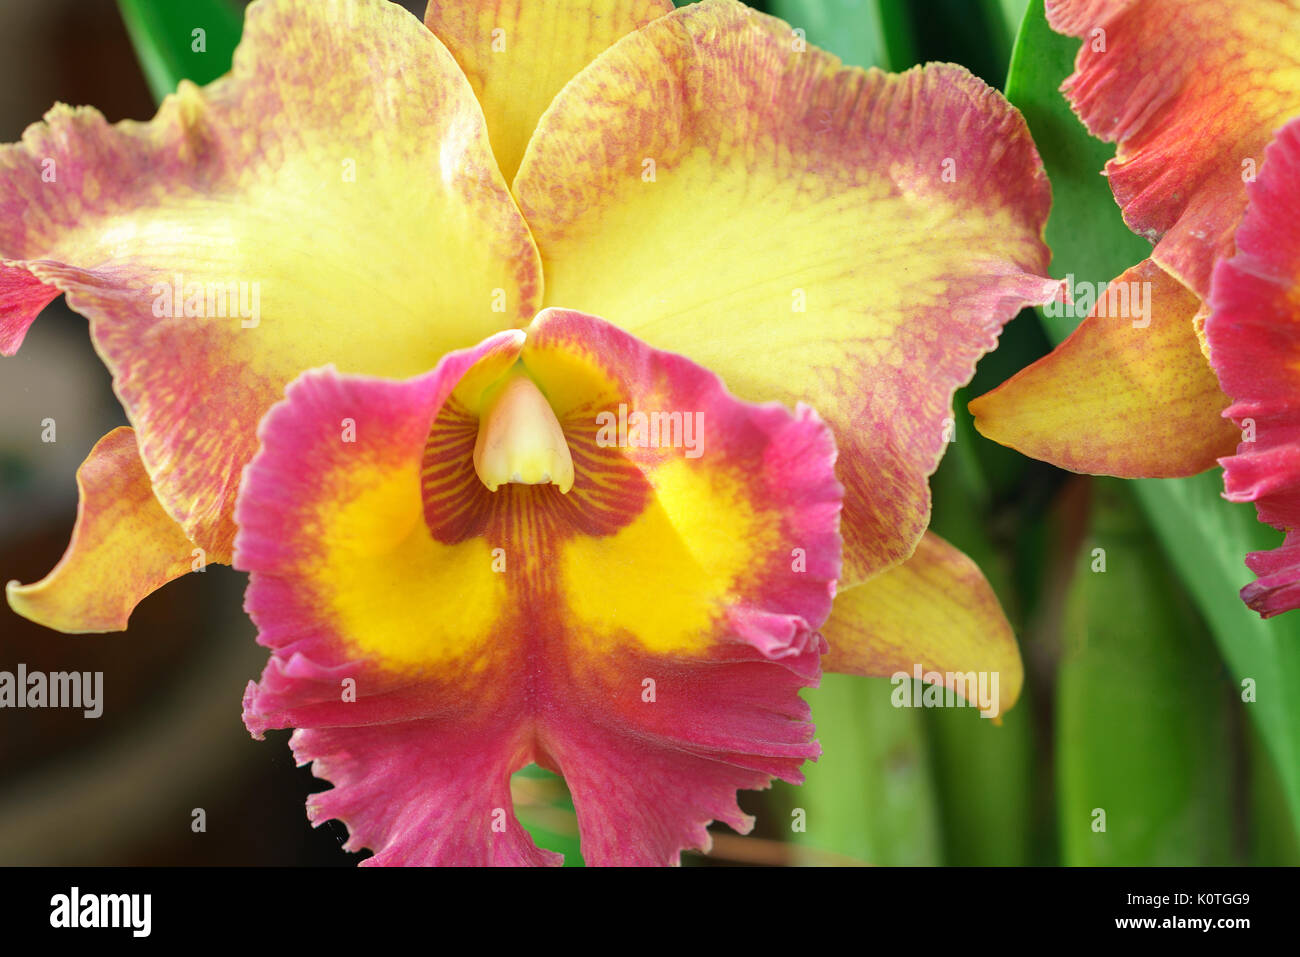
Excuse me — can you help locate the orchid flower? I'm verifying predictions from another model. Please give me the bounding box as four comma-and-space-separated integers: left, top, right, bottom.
1205, 117, 1300, 616
1, 0, 1056, 863
969, 0, 1300, 611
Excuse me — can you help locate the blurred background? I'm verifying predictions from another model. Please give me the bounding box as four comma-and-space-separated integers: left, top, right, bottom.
0, 0, 1296, 866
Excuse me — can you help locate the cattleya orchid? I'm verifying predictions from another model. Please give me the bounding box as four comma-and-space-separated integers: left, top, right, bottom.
970, 0, 1300, 615
0, 0, 1057, 863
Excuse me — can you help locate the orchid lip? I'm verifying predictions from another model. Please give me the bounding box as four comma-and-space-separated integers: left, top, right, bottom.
472, 366, 575, 494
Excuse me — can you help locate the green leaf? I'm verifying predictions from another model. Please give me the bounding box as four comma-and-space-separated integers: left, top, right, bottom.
996, 0, 1031, 34
117, 0, 243, 104
776, 674, 941, 865
768, 0, 915, 71
981, 0, 1028, 82
926, 433, 1047, 866
1057, 481, 1236, 864
924, 703, 1038, 864
511, 765, 585, 866
1246, 717, 1300, 865
1006, 0, 1300, 833
1135, 475, 1300, 830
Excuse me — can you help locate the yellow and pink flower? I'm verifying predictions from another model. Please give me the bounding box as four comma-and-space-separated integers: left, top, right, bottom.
1, 0, 1056, 862
238, 310, 842, 864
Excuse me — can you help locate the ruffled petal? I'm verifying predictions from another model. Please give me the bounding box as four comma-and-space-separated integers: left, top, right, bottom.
1045, 0, 1300, 297
821, 531, 1021, 719
1240, 533, 1300, 619
1206, 117, 1300, 616
237, 310, 842, 865
511, 0, 1057, 585
6, 427, 197, 633
290, 721, 562, 866
425, 0, 674, 181
0, 0, 541, 560
0, 267, 59, 355
970, 259, 1238, 477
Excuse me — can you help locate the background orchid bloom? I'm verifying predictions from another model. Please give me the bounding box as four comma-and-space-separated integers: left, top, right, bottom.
0, 0, 1057, 862
972, 0, 1300, 478
1205, 118, 1300, 616
969, 0, 1300, 616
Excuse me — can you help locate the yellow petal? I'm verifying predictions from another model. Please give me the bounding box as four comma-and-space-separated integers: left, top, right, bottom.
822, 532, 1022, 718
970, 260, 1239, 477
426, 0, 675, 181
7, 428, 197, 633
0, 0, 542, 559
512, 0, 1057, 585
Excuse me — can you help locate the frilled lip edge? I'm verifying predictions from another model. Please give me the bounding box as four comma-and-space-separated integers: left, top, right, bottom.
1208, 118, 1300, 618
